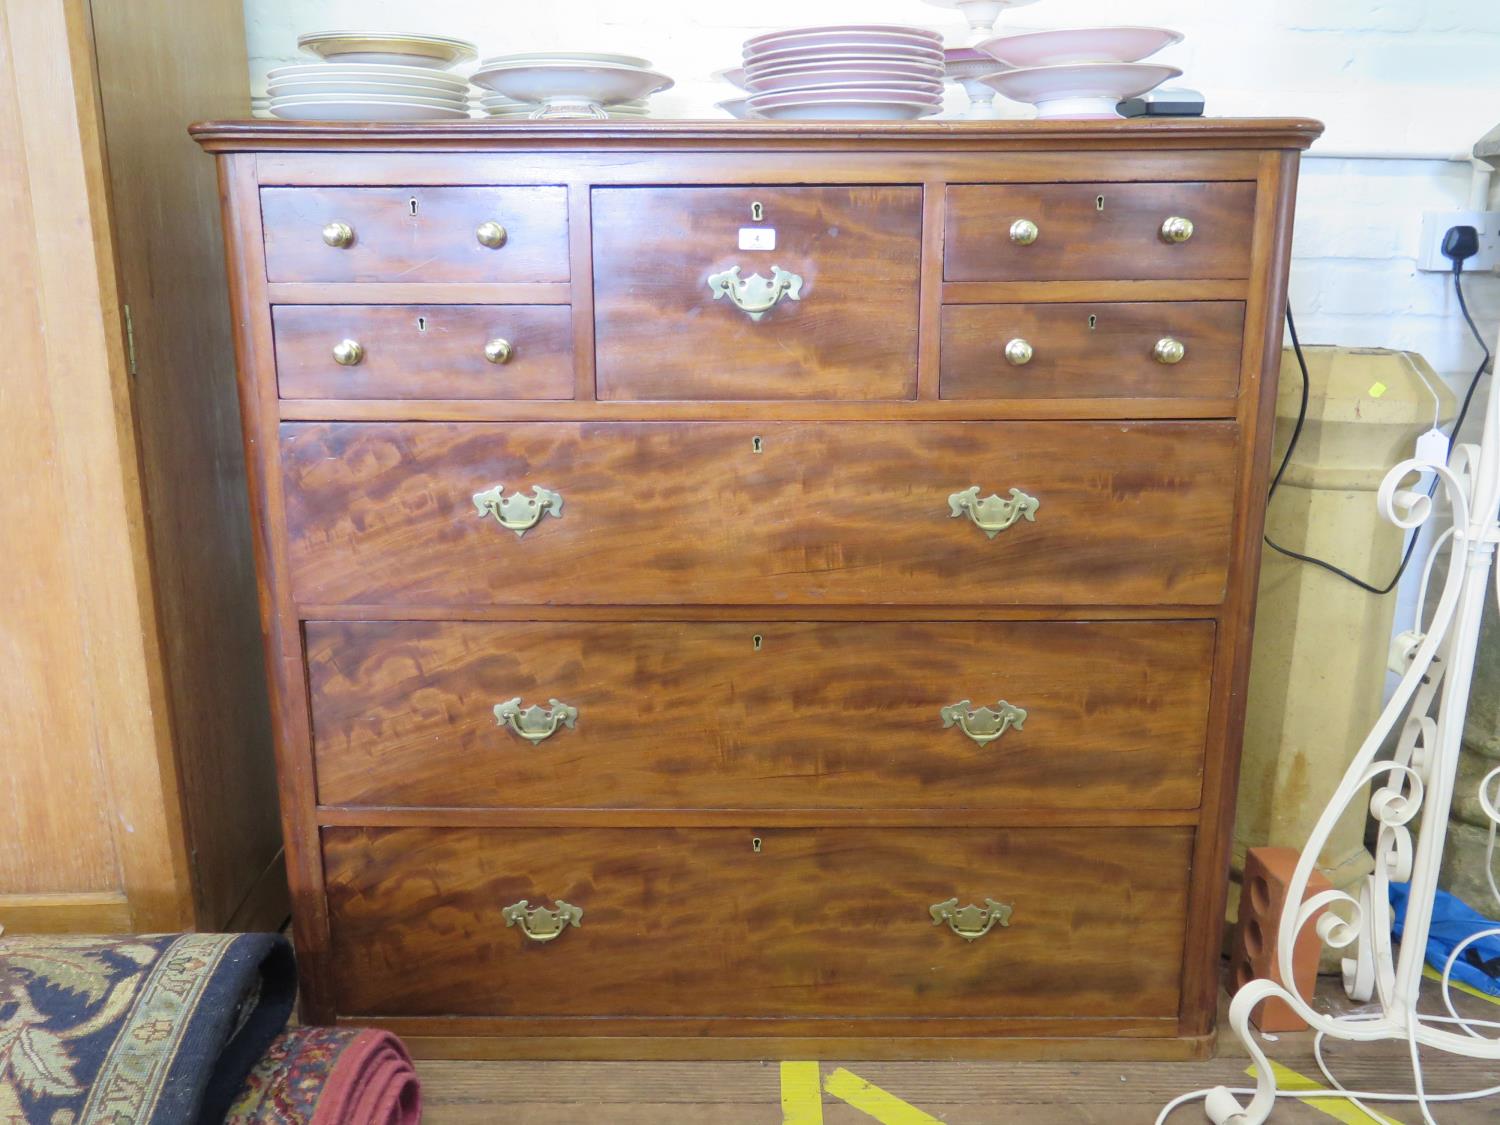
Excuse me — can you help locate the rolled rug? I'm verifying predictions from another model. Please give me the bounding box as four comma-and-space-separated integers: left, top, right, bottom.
226, 1027, 421, 1125
0, 932, 296, 1124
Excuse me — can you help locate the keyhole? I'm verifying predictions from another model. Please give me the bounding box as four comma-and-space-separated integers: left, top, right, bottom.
752, 634, 763, 651
751, 201, 763, 221
752, 837, 763, 853
1096, 194, 1105, 211
1088, 314, 1097, 331
416, 316, 427, 332
409, 197, 419, 216
752, 436, 763, 454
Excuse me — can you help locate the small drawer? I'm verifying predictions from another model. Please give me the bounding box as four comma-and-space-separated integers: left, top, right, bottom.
945, 182, 1256, 282
307, 619, 1214, 811
273, 305, 573, 400
592, 185, 921, 400
260, 186, 569, 283
279, 420, 1239, 608
324, 825, 1192, 1019
941, 301, 1244, 401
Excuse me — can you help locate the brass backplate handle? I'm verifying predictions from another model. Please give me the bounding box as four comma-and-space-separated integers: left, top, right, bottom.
948, 486, 1040, 539
930, 897, 1014, 942
494, 697, 578, 744
473, 484, 563, 537
706, 265, 803, 321
503, 899, 583, 943
941, 699, 1028, 747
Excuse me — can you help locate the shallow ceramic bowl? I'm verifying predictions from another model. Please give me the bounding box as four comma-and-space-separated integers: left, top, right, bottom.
296, 31, 477, 68
749, 75, 944, 97
267, 63, 470, 90
976, 26, 1182, 67
979, 61, 1181, 117
478, 50, 653, 69
716, 96, 755, 119
469, 60, 673, 105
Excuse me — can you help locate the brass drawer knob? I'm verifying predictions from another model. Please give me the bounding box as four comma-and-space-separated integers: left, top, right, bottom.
494, 696, 578, 744
940, 699, 1027, 747
1160, 216, 1195, 243
473, 484, 563, 537
1153, 336, 1187, 365
930, 897, 1013, 942
948, 486, 1039, 539
321, 221, 354, 248
707, 264, 803, 322
503, 899, 583, 943
1009, 218, 1039, 245
484, 338, 514, 365
331, 339, 364, 366
1003, 338, 1033, 366
476, 220, 508, 248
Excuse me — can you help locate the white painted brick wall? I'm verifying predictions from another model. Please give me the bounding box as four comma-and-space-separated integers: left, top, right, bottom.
242, 0, 1500, 393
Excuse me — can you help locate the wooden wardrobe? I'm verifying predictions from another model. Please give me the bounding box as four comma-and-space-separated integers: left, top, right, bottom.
0, 0, 283, 933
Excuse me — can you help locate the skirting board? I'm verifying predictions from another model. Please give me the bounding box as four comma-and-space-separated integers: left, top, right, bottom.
0, 892, 133, 933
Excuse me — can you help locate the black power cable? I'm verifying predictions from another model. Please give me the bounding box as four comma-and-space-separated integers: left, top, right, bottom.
1265, 262, 1491, 594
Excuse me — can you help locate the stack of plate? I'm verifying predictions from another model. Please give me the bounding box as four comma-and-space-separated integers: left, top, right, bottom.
269, 31, 477, 121
975, 27, 1183, 118
470, 51, 671, 119
741, 24, 945, 121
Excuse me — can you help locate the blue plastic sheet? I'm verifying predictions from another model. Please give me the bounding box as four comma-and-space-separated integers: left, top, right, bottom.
1390, 881, 1500, 998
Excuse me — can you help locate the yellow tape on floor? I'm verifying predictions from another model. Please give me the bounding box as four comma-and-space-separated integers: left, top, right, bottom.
780, 1061, 824, 1124
1247, 1060, 1403, 1125
1422, 964, 1500, 1006
822, 1067, 943, 1125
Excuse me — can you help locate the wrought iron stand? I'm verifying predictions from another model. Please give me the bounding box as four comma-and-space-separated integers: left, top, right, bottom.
1189, 338, 1500, 1125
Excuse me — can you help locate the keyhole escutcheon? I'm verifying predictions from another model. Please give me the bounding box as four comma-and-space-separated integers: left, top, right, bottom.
1096, 194, 1106, 211
752, 837, 763, 853
409, 197, 419, 216
751, 200, 763, 221
1088, 314, 1097, 331
752, 435, 763, 454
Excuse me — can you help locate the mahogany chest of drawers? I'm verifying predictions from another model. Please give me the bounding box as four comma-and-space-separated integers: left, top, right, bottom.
193, 117, 1320, 1059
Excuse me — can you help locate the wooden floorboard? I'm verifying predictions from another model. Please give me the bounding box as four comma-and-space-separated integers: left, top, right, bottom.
414, 979, 1500, 1123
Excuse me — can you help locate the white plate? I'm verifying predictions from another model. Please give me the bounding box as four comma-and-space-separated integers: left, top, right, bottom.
469, 60, 673, 104
745, 25, 942, 53
748, 72, 944, 95
747, 53, 944, 79
478, 93, 646, 106
980, 61, 1181, 117
754, 96, 939, 121
269, 98, 471, 121
717, 96, 754, 119
747, 41, 944, 68
267, 63, 470, 88
977, 27, 1182, 67
478, 50, 653, 69
269, 79, 470, 101
712, 66, 749, 89
296, 31, 477, 68
750, 86, 943, 108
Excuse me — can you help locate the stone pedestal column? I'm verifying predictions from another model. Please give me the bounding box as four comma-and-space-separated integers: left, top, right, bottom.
1233, 347, 1452, 951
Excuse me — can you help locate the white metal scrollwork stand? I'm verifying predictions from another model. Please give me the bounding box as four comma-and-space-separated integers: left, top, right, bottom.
1165, 328, 1500, 1125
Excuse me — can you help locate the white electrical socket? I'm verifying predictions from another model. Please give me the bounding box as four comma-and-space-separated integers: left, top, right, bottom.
1417, 209, 1500, 272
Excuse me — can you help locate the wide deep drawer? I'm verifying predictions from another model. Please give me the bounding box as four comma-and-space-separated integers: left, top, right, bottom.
261, 186, 569, 283
274, 305, 573, 399
945, 182, 1256, 282
279, 421, 1238, 607
941, 301, 1244, 401
592, 186, 921, 400
308, 619, 1214, 810
323, 825, 1193, 1019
